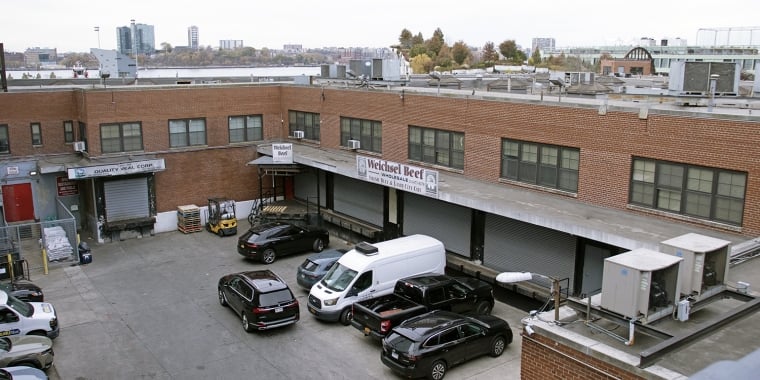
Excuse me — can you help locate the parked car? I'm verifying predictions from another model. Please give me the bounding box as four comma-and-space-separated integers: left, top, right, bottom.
381, 310, 512, 380
351, 273, 495, 339
296, 249, 347, 290
218, 270, 300, 332
0, 291, 58, 340
0, 366, 49, 380
0, 336, 54, 371
0, 282, 43, 303
237, 221, 329, 264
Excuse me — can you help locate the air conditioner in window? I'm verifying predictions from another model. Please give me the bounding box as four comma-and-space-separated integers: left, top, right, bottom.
348, 140, 361, 150
73, 141, 86, 152
293, 130, 305, 139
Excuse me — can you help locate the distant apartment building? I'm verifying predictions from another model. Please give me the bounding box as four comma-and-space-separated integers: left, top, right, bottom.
188, 26, 199, 50
23, 47, 57, 67
219, 40, 244, 50
117, 21, 156, 56
283, 44, 303, 53
531, 37, 555, 54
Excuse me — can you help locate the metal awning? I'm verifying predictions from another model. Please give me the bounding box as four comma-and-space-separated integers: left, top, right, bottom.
246, 155, 302, 175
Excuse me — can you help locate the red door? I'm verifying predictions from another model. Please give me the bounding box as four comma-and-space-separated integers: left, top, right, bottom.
2, 183, 35, 222
284, 176, 295, 200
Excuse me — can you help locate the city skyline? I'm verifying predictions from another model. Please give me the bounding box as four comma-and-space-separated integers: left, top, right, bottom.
2, 0, 760, 53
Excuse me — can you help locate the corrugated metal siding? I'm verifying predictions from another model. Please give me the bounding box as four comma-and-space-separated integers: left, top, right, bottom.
484, 213, 577, 290
334, 176, 383, 226
403, 193, 470, 256
104, 177, 149, 222
295, 171, 326, 207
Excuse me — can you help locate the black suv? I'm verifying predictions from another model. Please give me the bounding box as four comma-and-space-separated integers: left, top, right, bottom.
381, 310, 512, 380
218, 270, 300, 332
237, 221, 329, 264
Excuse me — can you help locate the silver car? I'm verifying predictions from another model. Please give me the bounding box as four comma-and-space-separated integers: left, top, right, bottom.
0, 336, 54, 370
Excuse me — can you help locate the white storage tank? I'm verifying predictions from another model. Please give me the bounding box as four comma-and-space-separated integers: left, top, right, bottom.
660, 233, 730, 300
601, 248, 682, 324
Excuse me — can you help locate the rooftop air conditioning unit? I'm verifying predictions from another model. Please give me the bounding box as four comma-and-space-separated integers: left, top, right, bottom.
348, 140, 361, 150
293, 130, 305, 139
73, 141, 86, 152
355, 242, 378, 255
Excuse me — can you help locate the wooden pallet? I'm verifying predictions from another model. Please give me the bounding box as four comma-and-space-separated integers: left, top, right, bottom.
177, 204, 201, 233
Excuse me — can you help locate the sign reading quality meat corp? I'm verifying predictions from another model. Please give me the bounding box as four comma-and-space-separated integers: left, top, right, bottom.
67, 159, 166, 179
357, 156, 438, 198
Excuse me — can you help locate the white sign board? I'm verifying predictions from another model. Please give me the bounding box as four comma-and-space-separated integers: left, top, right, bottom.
67, 159, 166, 179
357, 156, 438, 197
272, 143, 294, 163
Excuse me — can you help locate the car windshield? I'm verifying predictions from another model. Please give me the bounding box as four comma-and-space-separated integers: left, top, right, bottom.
6, 294, 33, 317
320, 263, 358, 292
301, 259, 319, 271
0, 337, 10, 351
258, 289, 294, 307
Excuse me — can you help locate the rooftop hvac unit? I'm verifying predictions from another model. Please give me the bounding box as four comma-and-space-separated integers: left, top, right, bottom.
660, 233, 730, 301
600, 248, 682, 324
668, 61, 740, 96
348, 140, 361, 150
73, 141, 86, 152
355, 242, 378, 255
293, 130, 305, 139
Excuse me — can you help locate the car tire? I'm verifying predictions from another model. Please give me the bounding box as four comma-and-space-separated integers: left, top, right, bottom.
339, 307, 353, 326
429, 359, 447, 380
262, 248, 276, 264
218, 288, 228, 307
313, 238, 325, 252
489, 335, 507, 357
217, 229, 224, 237
242, 313, 254, 333
475, 300, 492, 315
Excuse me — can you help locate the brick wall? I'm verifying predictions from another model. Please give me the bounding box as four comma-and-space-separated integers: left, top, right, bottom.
521, 332, 646, 380
1, 84, 758, 235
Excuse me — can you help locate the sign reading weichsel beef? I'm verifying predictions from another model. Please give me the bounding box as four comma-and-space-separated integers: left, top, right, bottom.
357, 156, 438, 197
272, 143, 293, 163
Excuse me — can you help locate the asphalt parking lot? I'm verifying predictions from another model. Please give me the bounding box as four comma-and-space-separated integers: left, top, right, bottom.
27, 229, 526, 380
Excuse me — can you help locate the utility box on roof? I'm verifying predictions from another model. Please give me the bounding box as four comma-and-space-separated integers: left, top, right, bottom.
660, 233, 730, 301
601, 248, 682, 324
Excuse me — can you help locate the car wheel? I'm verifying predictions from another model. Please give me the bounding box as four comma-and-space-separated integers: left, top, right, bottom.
242, 313, 254, 333
262, 248, 276, 264
218, 288, 228, 307
429, 359, 447, 380
313, 238, 325, 252
217, 229, 224, 237
490, 335, 507, 357
339, 307, 353, 326
475, 300, 492, 315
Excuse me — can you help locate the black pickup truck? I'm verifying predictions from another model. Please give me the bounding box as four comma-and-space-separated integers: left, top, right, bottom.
350, 273, 494, 339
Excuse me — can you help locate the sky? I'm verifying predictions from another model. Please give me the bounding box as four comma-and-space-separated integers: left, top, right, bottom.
2, 0, 760, 53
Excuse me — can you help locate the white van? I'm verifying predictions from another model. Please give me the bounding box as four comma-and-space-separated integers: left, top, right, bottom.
307, 234, 446, 325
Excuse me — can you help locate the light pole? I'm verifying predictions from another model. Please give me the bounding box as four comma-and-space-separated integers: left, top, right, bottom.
94, 26, 100, 48
708, 74, 719, 112
496, 272, 561, 322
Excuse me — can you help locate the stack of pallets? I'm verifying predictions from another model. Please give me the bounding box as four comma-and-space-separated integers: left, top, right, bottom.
177, 204, 202, 234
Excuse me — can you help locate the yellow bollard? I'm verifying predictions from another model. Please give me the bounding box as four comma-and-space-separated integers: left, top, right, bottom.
42, 249, 48, 275
6, 254, 13, 280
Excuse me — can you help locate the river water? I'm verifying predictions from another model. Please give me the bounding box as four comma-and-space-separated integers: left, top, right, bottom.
6, 66, 322, 79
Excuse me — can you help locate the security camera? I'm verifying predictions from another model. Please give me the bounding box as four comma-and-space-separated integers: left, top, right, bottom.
525, 325, 535, 336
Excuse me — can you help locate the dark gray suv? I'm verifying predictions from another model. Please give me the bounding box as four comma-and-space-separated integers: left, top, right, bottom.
218, 270, 300, 332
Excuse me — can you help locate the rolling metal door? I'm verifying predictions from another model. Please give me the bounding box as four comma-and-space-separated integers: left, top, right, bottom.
104, 177, 149, 222
334, 176, 383, 226
484, 214, 577, 290
404, 193, 470, 256
295, 171, 326, 207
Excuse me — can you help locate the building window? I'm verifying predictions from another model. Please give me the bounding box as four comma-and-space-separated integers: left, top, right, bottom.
630, 158, 746, 225
63, 121, 75, 143
0, 125, 9, 154
408, 126, 464, 170
288, 110, 320, 141
169, 118, 206, 147
31, 123, 42, 146
100, 122, 143, 153
340, 117, 382, 153
501, 139, 579, 192
229, 115, 263, 143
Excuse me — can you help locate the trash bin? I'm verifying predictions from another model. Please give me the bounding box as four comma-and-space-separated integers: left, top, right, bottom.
78, 242, 92, 265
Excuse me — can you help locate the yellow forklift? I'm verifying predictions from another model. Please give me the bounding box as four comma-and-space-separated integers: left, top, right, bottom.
207, 198, 238, 237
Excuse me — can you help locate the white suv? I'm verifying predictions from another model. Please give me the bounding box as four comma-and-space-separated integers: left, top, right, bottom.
0, 290, 59, 339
